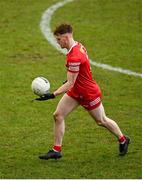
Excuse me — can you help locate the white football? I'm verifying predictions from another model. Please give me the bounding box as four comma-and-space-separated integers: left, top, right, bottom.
31, 77, 50, 96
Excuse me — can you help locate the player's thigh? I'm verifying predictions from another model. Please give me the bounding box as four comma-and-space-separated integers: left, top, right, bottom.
88, 103, 106, 121
54, 93, 79, 118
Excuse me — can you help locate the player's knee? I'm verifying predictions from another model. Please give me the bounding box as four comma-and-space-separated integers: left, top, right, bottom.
96, 120, 103, 126
53, 111, 63, 123
96, 116, 107, 126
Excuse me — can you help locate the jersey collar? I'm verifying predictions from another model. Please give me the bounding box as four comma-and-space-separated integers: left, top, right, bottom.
67, 41, 78, 54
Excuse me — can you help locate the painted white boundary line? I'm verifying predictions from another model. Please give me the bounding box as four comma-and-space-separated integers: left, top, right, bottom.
40, 0, 142, 78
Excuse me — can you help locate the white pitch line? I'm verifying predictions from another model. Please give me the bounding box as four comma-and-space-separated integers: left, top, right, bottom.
40, 0, 142, 78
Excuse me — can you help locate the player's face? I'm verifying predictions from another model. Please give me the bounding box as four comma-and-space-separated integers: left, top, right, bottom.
55, 34, 68, 49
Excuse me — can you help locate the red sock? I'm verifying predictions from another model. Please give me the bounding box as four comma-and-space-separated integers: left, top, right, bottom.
53, 145, 61, 152
119, 135, 126, 143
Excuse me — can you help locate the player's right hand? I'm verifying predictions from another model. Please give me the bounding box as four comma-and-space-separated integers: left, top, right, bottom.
63, 80, 67, 84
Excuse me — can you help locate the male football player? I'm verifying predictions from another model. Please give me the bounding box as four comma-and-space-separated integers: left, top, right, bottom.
36, 24, 130, 160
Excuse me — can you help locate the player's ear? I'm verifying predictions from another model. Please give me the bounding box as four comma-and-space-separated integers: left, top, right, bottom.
68, 33, 73, 38
65, 33, 71, 41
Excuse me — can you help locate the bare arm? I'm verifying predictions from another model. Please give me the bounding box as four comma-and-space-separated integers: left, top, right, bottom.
53, 71, 78, 96
34, 71, 78, 101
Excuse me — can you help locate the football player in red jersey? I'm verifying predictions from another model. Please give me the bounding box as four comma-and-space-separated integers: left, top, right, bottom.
37, 24, 130, 160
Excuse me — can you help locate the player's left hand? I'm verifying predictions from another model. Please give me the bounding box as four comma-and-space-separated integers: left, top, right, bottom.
35, 93, 55, 101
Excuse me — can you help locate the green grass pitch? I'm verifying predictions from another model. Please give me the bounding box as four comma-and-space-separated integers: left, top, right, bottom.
0, 0, 142, 178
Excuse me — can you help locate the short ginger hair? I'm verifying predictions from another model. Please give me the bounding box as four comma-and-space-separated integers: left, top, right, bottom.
54, 23, 73, 35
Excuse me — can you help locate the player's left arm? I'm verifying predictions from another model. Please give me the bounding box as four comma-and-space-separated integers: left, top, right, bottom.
53, 71, 78, 96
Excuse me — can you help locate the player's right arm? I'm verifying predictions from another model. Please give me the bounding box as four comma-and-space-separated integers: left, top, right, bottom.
35, 71, 78, 101
35, 56, 80, 101
52, 57, 81, 96
53, 71, 78, 96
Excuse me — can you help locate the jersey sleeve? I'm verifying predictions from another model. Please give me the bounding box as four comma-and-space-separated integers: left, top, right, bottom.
66, 56, 81, 73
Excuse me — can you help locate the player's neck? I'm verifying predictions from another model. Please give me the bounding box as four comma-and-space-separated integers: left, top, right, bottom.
67, 38, 76, 51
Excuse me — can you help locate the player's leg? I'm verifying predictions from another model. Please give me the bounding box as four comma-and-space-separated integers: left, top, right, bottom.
89, 103, 123, 138
39, 93, 79, 160
53, 93, 79, 146
88, 103, 130, 155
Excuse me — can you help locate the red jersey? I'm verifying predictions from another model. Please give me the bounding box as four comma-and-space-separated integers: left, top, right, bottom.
66, 42, 101, 102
